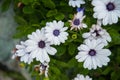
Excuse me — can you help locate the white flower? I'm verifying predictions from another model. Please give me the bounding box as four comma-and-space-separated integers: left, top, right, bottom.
45, 20, 68, 45
73, 74, 92, 80
12, 41, 33, 64
34, 62, 49, 77
82, 24, 111, 46
75, 39, 111, 70
69, 10, 87, 30
92, 0, 120, 25
69, 0, 85, 7
39, 62, 49, 77
25, 28, 57, 63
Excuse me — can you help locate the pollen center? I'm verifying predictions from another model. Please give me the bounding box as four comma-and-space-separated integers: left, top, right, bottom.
53, 29, 60, 36
38, 41, 45, 48
73, 19, 80, 26
106, 2, 115, 11
88, 49, 96, 56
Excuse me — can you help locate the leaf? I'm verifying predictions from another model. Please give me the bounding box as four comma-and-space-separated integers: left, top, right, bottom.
23, 6, 34, 14
108, 29, 120, 45
68, 58, 77, 67
55, 45, 66, 56
102, 67, 111, 75
68, 43, 77, 55
14, 16, 27, 25
46, 9, 57, 17
41, 0, 55, 9
21, 0, 34, 5
50, 66, 61, 75
55, 13, 65, 20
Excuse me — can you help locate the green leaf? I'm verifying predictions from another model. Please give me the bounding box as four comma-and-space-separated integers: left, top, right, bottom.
102, 67, 111, 75
21, 0, 34, 5
55, 13, 65, 20
68, 58, 77, 67
23, 6, 34, 14
55, 45, 66, 56
14, 16, 27, 25
68, 43, 77, 55
46, 9, 57, 17
1, 0, 11, 12
108, 29, 120, 45
41, 0, 55, 9
50, 66, 61, 75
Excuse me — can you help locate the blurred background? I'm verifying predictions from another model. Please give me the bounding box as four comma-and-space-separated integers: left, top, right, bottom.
0, 0, 31, 80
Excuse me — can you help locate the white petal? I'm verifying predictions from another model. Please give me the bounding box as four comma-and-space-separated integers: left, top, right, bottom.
84, 56, 92, 70
78, 44, 90, 51
25, 40, 37, 46
42, 49, 50, 63
95, 42, 104, 50
46, 47, 57, 55
82, 33, 91, 38
97, 49, 111, 56
26, 46, 37, 52
82, 23, 87, 28
16, 50, 26, 56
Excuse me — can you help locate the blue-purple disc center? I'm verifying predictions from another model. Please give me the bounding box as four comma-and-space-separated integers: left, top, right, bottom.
106, 2, 115, 11
89, 49, 96, 56
73, 19, 80, 26
38, 41, 45, 48
53, 29, 60, 36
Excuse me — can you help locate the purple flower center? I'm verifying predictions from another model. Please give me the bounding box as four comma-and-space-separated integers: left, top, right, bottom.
38, 41, 45, 48
106, 2, 115, 11
93, 30, 100, 36
73, 19, 80, 26
53, 29, 60, 36
88, 49, 96, 56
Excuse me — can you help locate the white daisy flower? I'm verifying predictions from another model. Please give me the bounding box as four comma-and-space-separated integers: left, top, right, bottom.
82, 24, 111, 46
69, 0, 85, 7
73, 74, 92, 80
25, 28, 57, 63
34, 62, 49, 77
69, 9, 87, 30
75, 39, 111, 70
12, 41, 33, 64
45, 20, 68, 45
92, 0, 120, 25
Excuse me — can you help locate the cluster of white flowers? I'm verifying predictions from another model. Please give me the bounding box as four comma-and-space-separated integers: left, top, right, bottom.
68, 0, 117, 79
12, 20, 68, 77
11, 0, 120, 79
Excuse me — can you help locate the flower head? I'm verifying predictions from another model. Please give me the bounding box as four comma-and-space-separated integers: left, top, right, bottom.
25, 28, 57, 63
73, 74, 92, 80
82, 24, 111, 46
34, 62, 49, 77
69, 0, 85, 7
12, 41, 33, 64
75, 39, 111, 70
92, 0, 120, 25
45, 20, 68, 45
69, 9, 87, 30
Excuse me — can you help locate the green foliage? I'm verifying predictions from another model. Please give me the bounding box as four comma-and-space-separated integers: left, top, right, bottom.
2, 0, 120, 80
1, 0, 12, 12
